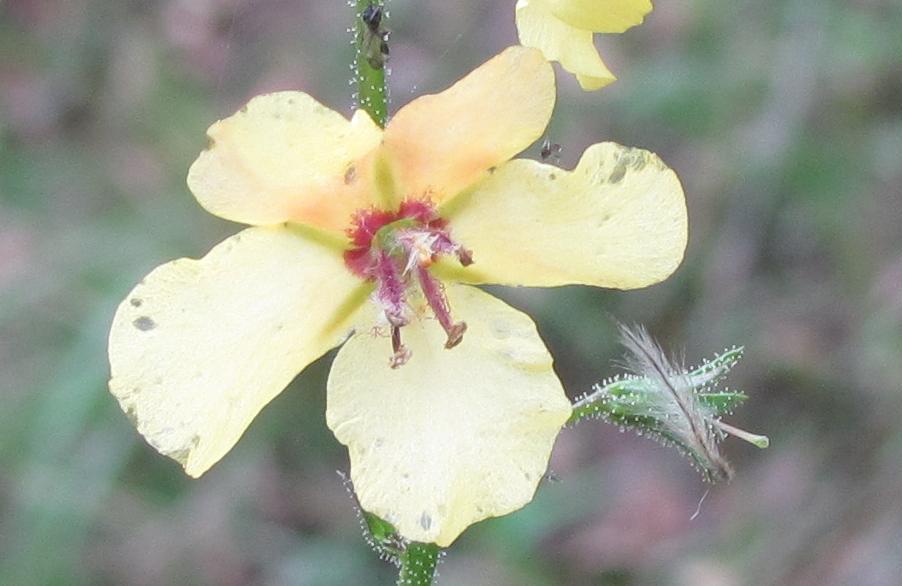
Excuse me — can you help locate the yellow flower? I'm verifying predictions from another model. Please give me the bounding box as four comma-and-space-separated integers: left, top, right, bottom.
516, 0, 653, 90
108, 46, 687, 546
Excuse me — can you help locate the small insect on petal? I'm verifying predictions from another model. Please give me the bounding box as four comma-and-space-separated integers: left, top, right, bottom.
362, 3, 390, 70
540, 137, 562, 163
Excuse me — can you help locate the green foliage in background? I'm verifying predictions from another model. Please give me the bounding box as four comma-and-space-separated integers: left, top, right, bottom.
2, 0, 902, 584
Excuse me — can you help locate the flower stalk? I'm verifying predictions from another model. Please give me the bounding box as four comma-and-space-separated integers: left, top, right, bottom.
397, 543, 440, 586
355, 0, 389, 126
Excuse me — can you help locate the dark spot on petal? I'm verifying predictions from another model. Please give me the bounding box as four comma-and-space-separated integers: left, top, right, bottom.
205, 136, 216, 150
609, 161, 627, 184
617, 148, 651, 172
130, 298, 143, 307
419, 512, 432, 530
240, 105, 248, 114
488, 166, 497, 174
125, 405, 139, 426
167, 435, 200, 464
133, 316, 156, 331
344, 165, 357, 185
549, 173, 557, 181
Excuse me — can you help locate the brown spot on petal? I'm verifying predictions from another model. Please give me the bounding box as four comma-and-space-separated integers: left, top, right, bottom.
609, 161, 628, 184
344, 165, 357, 185
133, 316, 156, 331
167, 434, 200, 465
124, 405, 139, 426
129, 298, 143, 307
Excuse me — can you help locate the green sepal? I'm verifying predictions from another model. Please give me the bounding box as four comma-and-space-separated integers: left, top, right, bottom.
362, 511, 405, 561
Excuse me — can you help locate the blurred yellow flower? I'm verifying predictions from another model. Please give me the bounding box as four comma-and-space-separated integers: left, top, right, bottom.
108, 46, 686, 546
516, 0, 652, 90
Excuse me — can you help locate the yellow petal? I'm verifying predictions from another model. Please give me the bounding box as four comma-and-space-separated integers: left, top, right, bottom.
516, 0, 616, 91
439, 143, 688, 289
109, 226, 369, 477
382, 46, 555, 206
188, 92, 383, 232
544, 0, 652, 33
326, 284, 571, 546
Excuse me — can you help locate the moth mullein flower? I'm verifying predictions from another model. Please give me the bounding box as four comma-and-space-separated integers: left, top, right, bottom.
108, 46, 687, 546
516, 0, 652, 90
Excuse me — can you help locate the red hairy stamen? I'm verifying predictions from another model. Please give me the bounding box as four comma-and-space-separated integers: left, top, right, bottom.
373, 250, 408, 327
416, 265, 467, 348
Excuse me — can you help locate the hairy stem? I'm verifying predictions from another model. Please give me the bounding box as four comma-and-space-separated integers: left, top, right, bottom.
397, 542, 439, 586
354, 0, 388, 127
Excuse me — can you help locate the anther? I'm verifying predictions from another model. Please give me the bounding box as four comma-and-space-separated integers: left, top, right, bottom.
443, 321, 467, 349
456, 247, 474, 267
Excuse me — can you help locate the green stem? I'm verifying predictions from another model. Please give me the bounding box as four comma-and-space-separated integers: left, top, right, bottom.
397, 542, 439, 586
354, 0, 389, 127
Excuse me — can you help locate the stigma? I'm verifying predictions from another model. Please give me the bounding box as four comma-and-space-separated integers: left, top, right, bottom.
344, 200, 473, 368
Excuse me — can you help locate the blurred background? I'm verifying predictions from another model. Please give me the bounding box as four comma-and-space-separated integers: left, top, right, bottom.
2, 0, 901, 584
